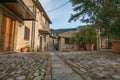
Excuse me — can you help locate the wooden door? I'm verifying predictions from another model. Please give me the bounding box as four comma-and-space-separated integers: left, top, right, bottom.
0, 15, 15, 51
0, 15, 6, 51
9, 20, 15, 50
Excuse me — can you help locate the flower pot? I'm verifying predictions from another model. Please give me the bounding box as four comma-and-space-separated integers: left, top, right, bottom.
28, 47, 34, 52
86, 44, 94, 51
74, 45, 80, 51
21, 47, 28, 52
112, 40, 120, 53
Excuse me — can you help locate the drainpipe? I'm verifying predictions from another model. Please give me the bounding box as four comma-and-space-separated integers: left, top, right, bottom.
31, 4, 36, 49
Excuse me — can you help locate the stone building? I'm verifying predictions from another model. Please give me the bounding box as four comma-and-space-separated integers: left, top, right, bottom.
0, 0, 51, 52
59, 30, 77, 51
59, 26, 109, 51
33, 0, 52, 51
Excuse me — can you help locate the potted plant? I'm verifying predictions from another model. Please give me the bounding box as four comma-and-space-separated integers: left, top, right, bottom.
71, 31, 85, 50
21, 46, 28, 52
100, 21, 120, 53
71, 33, 81, 50
28, 47, 34, 52
84, 26, 97, 51
109, 26, 120, 53
21, 43, 29, 52
54, 43, 59, 51
94, 1, 120, 53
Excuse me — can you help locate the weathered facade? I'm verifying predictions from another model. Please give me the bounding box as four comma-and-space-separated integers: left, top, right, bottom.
33, 0, 52, 51
59, 31, 76, 51
59, 26, 109, 51
0, 0, 51, 52
48, 34, 59, 51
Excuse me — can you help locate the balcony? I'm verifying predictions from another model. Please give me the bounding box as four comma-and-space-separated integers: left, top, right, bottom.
0, 0, 35, 20
39, 29, 50, 36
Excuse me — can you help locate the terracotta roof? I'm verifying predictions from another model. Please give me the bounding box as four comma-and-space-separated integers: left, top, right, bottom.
59, 30, 78, 38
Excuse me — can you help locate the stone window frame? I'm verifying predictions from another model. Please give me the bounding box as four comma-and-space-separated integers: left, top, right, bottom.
65, 38, 70, 44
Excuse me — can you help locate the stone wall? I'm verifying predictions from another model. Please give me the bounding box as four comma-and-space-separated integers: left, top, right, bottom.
59, 38, 64, 51
34, 8, 41, 51
101, 37, 108, 49
48, 37, 54, 51
34, 7, 50, 51
48, 37, 58, 51
45, 35, 50, 51
15, 22, 32, 51
59, 37, 73, 51
15, 1, 33, 51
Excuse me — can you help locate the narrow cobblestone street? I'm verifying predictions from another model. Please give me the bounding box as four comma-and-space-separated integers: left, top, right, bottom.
51, 53, 83, 80
0, 50, 120, 80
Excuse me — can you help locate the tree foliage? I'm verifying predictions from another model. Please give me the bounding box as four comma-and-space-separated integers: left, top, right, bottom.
69, 0, 120, 39
71, 26, 96, 48
69, 0, 120, 23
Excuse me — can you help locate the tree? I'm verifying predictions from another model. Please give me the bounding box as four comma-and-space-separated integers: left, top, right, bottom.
69, 0, 102, 23
71, 26, 96, 50
69, 0, 120, 39
71, 29, 85, 46
69, 0, 120, 23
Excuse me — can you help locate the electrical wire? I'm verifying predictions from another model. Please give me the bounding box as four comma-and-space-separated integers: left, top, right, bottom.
47, 1, 69, 13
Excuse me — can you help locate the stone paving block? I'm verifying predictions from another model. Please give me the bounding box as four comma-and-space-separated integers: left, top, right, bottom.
0, 53, 50, 80
34, 72, 39, 77
52, 61, 69, 68
7, 78, 14, 80
52, 73, 83, 80
52, 67, 73, 74
33, 76, 41, 80
52, 61, 67, 68
16, 76, 25, 80
51, 56, 61, 61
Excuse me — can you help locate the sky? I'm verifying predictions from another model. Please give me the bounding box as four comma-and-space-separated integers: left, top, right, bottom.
39, 0, 86, 29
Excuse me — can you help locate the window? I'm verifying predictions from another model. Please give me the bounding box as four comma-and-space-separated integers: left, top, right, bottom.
24, 26, 30, 40
65, 38, 70, 44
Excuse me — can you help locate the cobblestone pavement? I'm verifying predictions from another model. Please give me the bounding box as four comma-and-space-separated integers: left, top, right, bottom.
57, 50, 120, 80
0, 52, 50, 80
50, 53, 83, 80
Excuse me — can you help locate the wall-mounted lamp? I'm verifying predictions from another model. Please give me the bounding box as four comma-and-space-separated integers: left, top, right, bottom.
19, 21, 24, 27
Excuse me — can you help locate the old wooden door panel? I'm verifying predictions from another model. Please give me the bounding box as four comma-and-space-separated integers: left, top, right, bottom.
10, 20, 15, 50
4, 17, 11, 51
0, 15, 6, 51
0, 15, 15, 51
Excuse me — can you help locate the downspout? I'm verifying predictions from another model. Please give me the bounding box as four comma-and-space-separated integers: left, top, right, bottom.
31, 4, 36, 48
